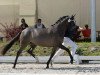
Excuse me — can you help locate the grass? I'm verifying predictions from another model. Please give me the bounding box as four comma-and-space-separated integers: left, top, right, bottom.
0, 41, 53, 56
0, 41, 100, 56
76, 42, 100, 56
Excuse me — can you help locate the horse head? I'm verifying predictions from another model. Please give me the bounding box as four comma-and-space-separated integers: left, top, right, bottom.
67, 15, 79, 41
68, 14, 77, 28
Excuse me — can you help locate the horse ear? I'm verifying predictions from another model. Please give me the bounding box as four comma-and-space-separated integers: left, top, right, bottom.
73, 14, 76, 17
71, 14, 76, 17
70, 15, 74, 20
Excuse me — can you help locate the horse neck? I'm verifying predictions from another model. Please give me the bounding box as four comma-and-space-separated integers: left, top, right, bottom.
57, 20, 68, 37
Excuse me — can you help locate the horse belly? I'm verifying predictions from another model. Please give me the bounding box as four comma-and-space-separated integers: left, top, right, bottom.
32, 37, 57, 47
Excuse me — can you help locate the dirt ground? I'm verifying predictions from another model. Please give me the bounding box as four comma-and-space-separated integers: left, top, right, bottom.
0, 63, 100, 75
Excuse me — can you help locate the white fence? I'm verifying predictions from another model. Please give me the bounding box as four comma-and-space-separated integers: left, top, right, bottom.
0, 56, 70, 63
0, 56, 100, 64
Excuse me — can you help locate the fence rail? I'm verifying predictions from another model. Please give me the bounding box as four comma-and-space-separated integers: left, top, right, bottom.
0, 56, 100, 64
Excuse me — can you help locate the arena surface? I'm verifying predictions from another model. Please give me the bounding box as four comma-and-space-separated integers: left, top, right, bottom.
0, 63, 100, 75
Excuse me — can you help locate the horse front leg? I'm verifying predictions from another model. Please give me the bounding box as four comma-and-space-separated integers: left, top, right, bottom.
46, 47, 57, 68
59, 44, 73, 64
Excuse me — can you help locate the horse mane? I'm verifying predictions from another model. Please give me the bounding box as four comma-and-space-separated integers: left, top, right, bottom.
51, 16, 69, 27
50, 16, 69, 37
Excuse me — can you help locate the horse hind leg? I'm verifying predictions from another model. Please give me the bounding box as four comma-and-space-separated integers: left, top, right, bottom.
13, 48, 23, 68
13, 32, 31, 68
59, 44, 73, 64
13, 42, 28, 68
27, 44, 39, 63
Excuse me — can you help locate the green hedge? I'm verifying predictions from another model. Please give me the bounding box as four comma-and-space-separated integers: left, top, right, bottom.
0, 41, 100, 56
76, 42, 100, 56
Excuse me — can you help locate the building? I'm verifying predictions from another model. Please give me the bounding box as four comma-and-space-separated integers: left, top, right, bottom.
0, 0, 36, 26
0, 0, 99, 36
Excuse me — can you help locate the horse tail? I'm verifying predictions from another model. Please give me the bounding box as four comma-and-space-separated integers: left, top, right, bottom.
1, 32, 21, 55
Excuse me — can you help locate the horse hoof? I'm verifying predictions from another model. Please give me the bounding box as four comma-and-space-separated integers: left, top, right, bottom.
46, 66, 49, 69
70, 60, 73, 64
12, 66, 15, 69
